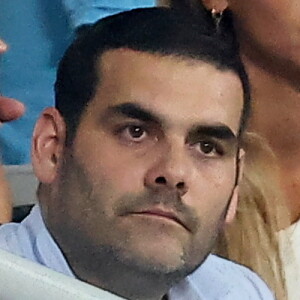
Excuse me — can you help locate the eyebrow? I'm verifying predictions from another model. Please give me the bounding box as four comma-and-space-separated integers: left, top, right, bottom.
187, 124, 239, 151
191, 125, 237, 140
106, 102, 161, 124
105, 102, 238, 142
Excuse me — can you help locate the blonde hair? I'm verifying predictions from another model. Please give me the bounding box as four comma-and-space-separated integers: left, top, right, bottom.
216, 132, 291, 300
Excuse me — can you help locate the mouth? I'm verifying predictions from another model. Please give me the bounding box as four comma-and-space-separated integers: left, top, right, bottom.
129, 208, 189, 231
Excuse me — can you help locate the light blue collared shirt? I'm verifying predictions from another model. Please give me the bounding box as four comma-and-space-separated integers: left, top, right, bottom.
0, 206, 275, 299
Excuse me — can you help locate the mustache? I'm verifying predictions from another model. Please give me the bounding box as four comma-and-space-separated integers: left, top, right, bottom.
114, 190, 200, 233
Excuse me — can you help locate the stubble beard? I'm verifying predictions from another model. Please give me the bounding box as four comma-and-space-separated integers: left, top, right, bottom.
53, 150, 233, 292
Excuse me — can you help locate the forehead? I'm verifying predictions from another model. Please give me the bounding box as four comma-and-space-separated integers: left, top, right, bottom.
90, 49, 243, 134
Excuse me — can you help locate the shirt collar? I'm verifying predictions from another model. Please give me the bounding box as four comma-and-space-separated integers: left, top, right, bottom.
24, 205, 75, 277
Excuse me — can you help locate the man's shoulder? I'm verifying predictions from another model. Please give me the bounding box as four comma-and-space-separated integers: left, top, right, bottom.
0, 222, 24, 260
0, 206, 45, 260
188, 254, 275, 299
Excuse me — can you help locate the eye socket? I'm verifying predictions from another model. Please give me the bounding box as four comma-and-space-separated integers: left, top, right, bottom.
194, 140, 223, 157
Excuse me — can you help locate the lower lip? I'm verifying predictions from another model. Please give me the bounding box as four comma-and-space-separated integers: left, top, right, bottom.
130, 212, 183, 228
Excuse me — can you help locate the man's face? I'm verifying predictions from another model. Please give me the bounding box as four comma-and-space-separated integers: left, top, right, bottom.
47, 49, 244, 276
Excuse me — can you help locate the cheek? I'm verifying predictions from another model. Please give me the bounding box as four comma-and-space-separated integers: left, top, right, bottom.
186, 160, 236, 218
76, 139, 148, 194
197, 159, 237, 190
182, 162, 235, 268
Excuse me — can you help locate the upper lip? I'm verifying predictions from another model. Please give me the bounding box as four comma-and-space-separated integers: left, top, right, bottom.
129, 207, 189, 231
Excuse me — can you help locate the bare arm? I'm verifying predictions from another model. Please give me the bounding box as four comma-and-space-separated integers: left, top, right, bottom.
0, 39, 25, 223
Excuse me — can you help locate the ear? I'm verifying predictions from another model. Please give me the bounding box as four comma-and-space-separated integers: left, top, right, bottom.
225, 148, 245, 224
32, 107, 66, 184
202, 0, 228, 13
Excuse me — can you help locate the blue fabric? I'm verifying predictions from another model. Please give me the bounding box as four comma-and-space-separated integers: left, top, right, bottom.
0, 0, 155, 164
0, 205, 275, 299
63, 0, 156, 28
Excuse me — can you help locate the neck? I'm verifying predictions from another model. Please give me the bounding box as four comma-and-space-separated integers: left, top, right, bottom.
240, 38, 300, 91
243, 53, 300, 137
242, 53, 300, 224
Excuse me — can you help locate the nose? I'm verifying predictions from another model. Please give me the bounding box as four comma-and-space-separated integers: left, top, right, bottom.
144, 142, 190, 197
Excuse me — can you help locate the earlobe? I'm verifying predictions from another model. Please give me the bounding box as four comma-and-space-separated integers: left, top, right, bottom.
237, 148, 245, 184
32, 107, 66, 184
202, 0, 228, 12
225, 186, 239, 224
225, 148, 245, 224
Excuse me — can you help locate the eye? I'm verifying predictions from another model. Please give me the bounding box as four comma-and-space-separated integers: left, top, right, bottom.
194, 140, 223, 157
121, 125, 147, 142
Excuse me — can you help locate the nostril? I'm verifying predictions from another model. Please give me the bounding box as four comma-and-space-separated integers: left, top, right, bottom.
176, 182, 185, 190
155, 176, 167, 185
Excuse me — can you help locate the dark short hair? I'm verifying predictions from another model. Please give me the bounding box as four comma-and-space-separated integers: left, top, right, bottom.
55, 7, 251, 144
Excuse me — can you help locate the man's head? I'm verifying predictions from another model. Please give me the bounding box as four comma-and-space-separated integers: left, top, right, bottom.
32, 7, 250, 300
55, 7, 250, 142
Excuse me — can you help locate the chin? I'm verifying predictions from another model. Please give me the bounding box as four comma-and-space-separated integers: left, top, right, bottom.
123, 255, 190, 279
117, 241, 201, 278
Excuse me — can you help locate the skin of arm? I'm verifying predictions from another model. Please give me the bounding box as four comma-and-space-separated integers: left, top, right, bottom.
0, 39, 25, 223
